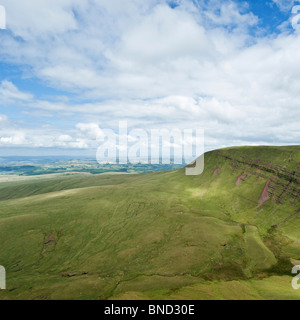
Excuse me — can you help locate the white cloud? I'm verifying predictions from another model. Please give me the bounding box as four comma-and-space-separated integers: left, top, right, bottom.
0, 0, 258, 98
76, 123, 105, 140
115, 5, 210, 63
0, 114, 8, 125
0, 80, 33, 104
204, 1, 258, 27
2, 0, 79, 40
0, 133, 27, 145
0, 0, 299, 152
272, 0, 295, 12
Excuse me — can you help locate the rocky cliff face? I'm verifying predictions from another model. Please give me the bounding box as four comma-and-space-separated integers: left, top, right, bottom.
216, 146, 299, 206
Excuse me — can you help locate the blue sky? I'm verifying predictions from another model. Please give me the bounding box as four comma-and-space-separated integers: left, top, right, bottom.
0, 0, 299, 156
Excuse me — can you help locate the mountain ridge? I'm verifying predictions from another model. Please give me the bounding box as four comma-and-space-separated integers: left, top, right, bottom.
0, 145, 299, 300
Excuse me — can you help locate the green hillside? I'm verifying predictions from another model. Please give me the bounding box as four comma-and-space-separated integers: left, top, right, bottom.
0, 146, 299, 300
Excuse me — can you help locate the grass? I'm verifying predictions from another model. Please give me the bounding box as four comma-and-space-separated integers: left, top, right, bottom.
0, 145, 299, 300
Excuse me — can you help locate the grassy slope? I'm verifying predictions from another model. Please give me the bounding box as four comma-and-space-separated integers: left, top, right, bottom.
0, 146, 299, 300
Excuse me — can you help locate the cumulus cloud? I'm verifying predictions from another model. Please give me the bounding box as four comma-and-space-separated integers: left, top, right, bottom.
0, 0, 259, 98
0, 133, 27, 146
0, 0, 299, 152
2, 0, 79, 39
76, 123, 105, 140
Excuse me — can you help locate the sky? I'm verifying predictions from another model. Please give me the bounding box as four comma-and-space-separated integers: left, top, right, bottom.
0, 0, 299, 156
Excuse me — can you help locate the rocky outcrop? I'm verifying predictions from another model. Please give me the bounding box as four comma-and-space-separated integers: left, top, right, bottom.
259, 179, 270, 206
236, 173, 244, 186
213, 168, 221, 176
